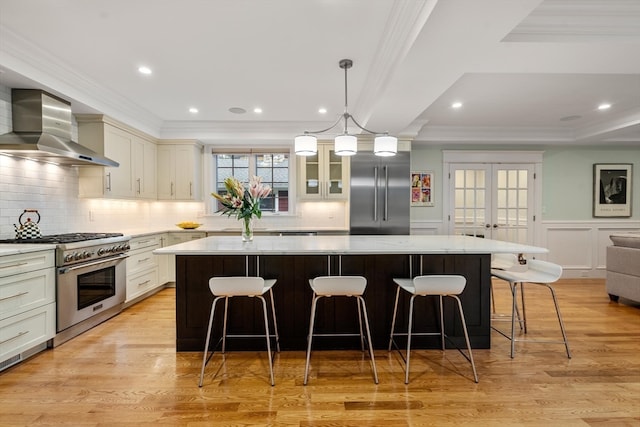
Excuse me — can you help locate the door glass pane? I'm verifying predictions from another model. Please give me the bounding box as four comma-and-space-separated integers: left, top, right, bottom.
497, 188, 507, 208
519, 170, 528, 187
497, 170, 507, 187
508, 189, 518, 208
477, 190, 485, 208
465, 170, 475, 187
518, 189, 527, 208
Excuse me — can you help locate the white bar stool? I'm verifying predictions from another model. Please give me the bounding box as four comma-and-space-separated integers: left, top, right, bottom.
304, 276, 378, 385
490, 259, 571, 358
199, 276, 280, 387
388, 275, 478, 383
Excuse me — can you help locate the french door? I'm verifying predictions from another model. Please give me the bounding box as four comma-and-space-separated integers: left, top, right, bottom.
448, 163, 536, 245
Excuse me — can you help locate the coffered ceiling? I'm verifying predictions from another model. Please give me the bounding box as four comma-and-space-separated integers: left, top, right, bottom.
0, 0, 638, 147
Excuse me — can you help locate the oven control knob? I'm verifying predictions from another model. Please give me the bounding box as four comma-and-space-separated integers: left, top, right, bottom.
74, 252, 82, 260
83, 251, 91, 259
97, 248, 105, 256
65, 254, 74, 262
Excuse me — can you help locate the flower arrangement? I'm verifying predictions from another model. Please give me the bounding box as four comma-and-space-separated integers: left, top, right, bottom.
211, 176, 272, 240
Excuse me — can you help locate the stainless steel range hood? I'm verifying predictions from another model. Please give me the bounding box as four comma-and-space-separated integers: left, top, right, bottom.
0, 89, 119, 167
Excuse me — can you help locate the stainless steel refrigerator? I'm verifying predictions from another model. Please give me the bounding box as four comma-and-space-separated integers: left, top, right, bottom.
349, 151, 410, 235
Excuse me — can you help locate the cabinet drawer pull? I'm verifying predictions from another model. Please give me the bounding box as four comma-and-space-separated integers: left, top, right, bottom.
0, 262, 28, 270
137, 257, 151, 263
137, 279, 151, 287
0, 291, 29, 302
0, 330, 29, 345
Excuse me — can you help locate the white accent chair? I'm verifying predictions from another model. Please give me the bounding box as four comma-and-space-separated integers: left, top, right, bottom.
490, 259, 571, 358
388, 275, 478, 384
199, 276, 280, 387
304, 276, 378, 385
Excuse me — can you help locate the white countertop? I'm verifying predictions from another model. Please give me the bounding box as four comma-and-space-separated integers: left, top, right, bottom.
120, 226, 348, 238
0, 243, 57, 257
153, 235, 548, 256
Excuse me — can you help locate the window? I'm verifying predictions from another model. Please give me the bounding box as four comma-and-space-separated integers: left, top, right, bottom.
213, 152, 290, 214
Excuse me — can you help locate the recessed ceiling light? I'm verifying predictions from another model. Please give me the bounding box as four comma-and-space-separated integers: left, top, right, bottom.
451, 102, 463, 109
229, 107, 246, 114
318, 108, 327, 114
598, 103, 611, 110
138, 66, 152, 75
560, 115, 582, 122
189, 107, 199, 114
254, 107, 263, 114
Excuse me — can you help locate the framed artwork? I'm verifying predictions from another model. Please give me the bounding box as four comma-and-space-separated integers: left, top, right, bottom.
411, 171, 434, 206
593, 163, 632, 217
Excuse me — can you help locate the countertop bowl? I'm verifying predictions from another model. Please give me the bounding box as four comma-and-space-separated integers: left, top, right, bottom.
176, 222, 202, 229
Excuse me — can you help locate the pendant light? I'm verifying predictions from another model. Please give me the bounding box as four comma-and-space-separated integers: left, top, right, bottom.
295, 59, 397, 157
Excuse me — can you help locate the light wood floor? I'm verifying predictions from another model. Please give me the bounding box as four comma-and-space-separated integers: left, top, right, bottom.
1, 279, 639, 426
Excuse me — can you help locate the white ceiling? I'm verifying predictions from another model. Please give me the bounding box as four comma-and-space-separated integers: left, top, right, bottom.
0, 0, 639, 147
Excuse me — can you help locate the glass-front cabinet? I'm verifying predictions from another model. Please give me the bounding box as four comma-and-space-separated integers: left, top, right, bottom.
298, 143, 349, 200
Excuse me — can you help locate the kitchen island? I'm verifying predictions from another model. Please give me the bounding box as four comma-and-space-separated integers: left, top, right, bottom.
154, 235, 547, 352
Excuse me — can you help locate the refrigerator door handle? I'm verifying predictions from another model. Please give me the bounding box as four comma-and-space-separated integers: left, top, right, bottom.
373, 166, 379, 221
384, 165, 389, 221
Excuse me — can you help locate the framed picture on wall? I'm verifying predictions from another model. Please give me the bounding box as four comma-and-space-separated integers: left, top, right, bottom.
593, 163, 632, 217
411, 171, 434, 206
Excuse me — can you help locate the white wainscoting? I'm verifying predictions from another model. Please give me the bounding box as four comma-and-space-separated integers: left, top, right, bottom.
410, 220, 445, 235
541, 220, 640, 278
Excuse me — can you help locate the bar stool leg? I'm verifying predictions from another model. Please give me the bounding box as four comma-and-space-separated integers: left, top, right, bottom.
222, 297, 229, 353
451, 295, 478, 383
357, 296, 378, 384
356, 298, 365, 352
258, 295, 275, 386
438, 295, 445, 350
388, 286, 401, 351
511, 283, 519, 358
199, 296, 221, 387
268, 288, 280, 352
405, 294, 416, 384
544, 284, 572, 359
520, 283, 528, 333
304, 294, 320, 385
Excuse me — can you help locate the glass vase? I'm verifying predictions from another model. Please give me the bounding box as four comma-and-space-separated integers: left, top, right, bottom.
242, 216, 254, 242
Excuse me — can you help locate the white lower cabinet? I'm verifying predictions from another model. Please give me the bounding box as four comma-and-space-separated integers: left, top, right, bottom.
0, 250, 56, 371
125, 235, 163, 303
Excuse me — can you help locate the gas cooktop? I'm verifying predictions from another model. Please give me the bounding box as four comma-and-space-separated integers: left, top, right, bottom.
0, 232, 124, 244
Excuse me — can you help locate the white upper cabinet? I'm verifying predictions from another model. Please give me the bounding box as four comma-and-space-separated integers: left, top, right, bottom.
76, 115, 157, 200
298, 143, 349, 200
157, 141, 203, 201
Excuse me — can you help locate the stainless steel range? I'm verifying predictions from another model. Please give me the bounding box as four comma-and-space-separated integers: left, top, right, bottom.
0, 233, 130, 346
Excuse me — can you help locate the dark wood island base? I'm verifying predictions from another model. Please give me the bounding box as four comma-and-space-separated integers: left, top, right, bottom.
175, 253, 491, 352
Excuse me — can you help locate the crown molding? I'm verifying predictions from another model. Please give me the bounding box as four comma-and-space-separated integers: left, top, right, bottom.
0, 25, 164, 137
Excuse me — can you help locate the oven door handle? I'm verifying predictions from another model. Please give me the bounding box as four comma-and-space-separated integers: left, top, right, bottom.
58, 254, 128, 273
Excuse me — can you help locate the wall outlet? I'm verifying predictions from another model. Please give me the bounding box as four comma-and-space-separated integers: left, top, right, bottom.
89, 210, 94, 222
